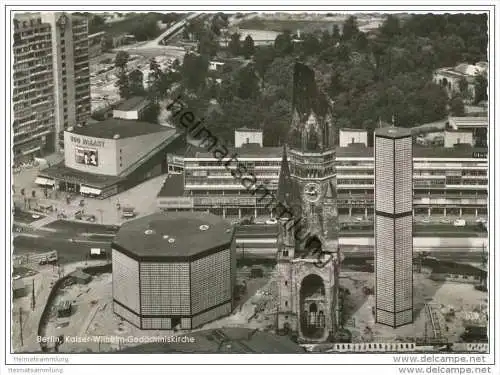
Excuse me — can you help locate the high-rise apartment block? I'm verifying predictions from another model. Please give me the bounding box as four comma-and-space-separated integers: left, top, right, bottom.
374, 127, 414, 328
13, 12, 90, 162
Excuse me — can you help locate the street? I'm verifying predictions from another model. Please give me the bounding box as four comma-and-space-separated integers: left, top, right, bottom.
13, 227, 114, 264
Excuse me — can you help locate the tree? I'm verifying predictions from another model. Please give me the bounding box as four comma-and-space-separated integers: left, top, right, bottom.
185, 18, 205, 41
235, 65, 260, 100
115, 70, 130, 99
262, 99, 291, 146
129, 69, 145, 96
88, 14, 106, 34
114, 51, 129, 70
341, 16, 359, 41
449, 95, 465, 116
242, 35, 255, 59
302, 34, 321, 56
332, 24, 341, 44
129, 17, 160, 42
458, 77, 468, 95
101, 34, 113, 52
228, 33, 241, 56
474, 72, 487, 104
274, 31, 293, 56
181, 52, 209, 93
254, 46, 276, 82
379, 15, 401, 39
198, 30, 218, 57
142, 102, 160, 124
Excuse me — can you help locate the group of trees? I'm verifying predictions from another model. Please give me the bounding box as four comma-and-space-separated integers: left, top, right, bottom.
112, 13, 487, 147
86, 13, 163, 41
187, 13, 487, 146
113, 50, 182, 123
228, 33, 255, 58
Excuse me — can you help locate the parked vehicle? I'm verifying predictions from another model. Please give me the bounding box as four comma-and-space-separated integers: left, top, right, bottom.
265, 218, 278, 225
454, 219, 466, 227
121, 206, 137, 219
85, 215, 96, 222
89, 248, 106, 258
39, 252, 58, 265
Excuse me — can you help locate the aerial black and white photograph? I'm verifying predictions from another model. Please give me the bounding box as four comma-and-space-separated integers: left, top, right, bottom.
2, 1, 498, 373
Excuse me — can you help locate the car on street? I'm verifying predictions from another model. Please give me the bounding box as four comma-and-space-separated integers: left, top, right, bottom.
31, 214, 41, 219
265, 218, 278, 225
89, 248, 107, 258
453, 219, 466, 227
421, 217, 430, 223
39, 252, 58, 265
121, 206, 137, 219
440, 218, 451, 224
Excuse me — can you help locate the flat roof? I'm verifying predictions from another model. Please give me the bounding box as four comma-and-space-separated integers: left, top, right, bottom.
113, 212, 234, 261
181, 140, 487, 160
188, 145, 283, 158
340, 128, 368, 132
375, 127, 412, 139
70, 119, 170, 140
449, 116, 488, 129
157, 174, 185, 197
235, 127, 263, 133
114, 96, 149, 112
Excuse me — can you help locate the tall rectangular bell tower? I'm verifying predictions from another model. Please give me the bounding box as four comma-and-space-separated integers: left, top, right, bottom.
374, 127, 413, 328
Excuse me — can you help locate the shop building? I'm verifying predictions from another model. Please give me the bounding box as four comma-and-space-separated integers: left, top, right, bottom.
35, 119, 181, 198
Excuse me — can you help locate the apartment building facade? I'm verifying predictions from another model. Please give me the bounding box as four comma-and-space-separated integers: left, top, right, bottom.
12, 12, 91, 162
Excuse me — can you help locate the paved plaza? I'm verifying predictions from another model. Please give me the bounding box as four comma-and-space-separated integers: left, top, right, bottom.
12, 164, 167, 227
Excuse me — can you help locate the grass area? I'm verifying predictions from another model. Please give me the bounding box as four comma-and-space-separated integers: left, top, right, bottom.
237, 17, 340, 33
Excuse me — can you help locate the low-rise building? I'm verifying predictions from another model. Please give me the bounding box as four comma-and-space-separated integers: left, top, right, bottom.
35, 118, 181, 198
234, 127, 263, 148
112, 96, 151, 120
157, 140, 487, 220
339, 129, 368, 147
433, 62, 488, 103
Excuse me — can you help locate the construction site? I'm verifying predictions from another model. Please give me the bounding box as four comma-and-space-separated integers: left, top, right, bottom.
12, 255, 488, 353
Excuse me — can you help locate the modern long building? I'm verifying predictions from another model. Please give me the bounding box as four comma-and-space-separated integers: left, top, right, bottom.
112, 212, 236, 330
158, 136, 488, 221
374, 127, 414, 328
13, 12, 91, 162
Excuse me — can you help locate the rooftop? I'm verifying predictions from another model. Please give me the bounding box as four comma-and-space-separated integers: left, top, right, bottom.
70, 119, 170, 140
340, 128, 368, 132
185, 143, 488, 159
375, 126, 412, 139
449, 116, 488, 130
113, 212, 234, 260
157, 174, 185, 197
114, 96, 150, 112
235, 127, 263, 133
186, 144, 283, 158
